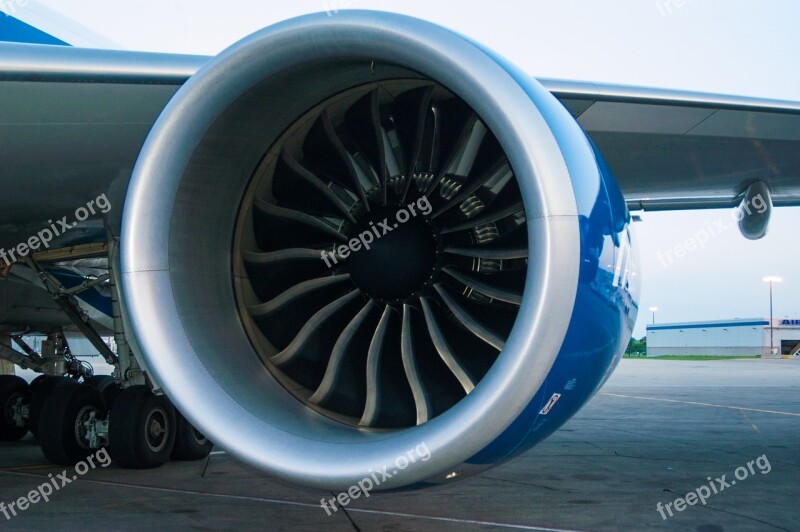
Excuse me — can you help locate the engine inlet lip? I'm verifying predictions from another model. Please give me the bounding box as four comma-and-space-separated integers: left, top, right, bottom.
121, 11, 583, 490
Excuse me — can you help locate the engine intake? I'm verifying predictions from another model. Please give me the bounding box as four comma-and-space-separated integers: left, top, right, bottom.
120, 11, 624, 490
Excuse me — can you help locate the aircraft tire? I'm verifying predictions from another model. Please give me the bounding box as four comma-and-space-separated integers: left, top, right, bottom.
171, 409, 213, 461
29, 374, 48, 395
109, 386, 176, 469
84, 375, 121, 409
0, 375, 31, 442
39, 383, 106, 465
29, 376, 75, 438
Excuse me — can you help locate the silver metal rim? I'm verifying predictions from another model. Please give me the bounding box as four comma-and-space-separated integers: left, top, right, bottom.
144, 406, 169, 453
121, 11, 585, 490
74, 404, 98, 450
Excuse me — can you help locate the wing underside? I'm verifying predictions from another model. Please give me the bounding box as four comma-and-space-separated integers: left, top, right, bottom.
544, 79, 800, 211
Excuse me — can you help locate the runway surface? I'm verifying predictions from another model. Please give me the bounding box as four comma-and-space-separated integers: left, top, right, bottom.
1, 358, 798, 531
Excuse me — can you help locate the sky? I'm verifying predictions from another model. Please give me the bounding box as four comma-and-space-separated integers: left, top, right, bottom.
15, 0, 800, 338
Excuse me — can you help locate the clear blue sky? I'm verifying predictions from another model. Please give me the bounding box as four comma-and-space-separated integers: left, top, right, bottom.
26, 0, 800, 337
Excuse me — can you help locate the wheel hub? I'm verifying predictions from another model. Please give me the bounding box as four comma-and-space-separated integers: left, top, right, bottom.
74, 404, 99, 450
145, 408, 168, 452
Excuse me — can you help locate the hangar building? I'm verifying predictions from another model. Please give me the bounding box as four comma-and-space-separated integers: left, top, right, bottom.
646, 318, 800, 357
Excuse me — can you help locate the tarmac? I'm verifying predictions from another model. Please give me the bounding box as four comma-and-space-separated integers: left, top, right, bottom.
1, 358, 798, 531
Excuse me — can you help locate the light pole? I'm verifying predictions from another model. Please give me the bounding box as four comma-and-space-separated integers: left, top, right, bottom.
763, 277, 782, 356
649, 306, 658, 325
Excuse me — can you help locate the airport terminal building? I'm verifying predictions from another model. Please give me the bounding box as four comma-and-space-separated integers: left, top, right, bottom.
646, 318, 800, 357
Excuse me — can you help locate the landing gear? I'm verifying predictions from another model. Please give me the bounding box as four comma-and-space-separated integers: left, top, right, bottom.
38, 381, 107, 465
109, 386, 176, 469
29, 374, 47, 395
2, 248, 208, 470
171, 410, 213, 461
34, 379, 198, 469
0, 375, 30, 441
28, 376, 75, 438
84, 375, 121, 409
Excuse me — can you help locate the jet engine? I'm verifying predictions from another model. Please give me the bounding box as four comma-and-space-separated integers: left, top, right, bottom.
120, 11, 639, 490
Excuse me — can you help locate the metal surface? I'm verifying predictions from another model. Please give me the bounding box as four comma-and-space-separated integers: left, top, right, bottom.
120, 11, 588, 490
0, 41, 206, 83
737, 181, 773, 240
549, 81, 800, 210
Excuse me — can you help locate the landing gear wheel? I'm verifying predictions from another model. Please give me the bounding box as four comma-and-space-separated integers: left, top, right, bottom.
84, 375, 121, 409
109, 386, 176, 469
28, 376, 75, 438
29, 374, 47, 395
0, 376, 31, 442
39, 383, 106, 465
171, 410, 213, 461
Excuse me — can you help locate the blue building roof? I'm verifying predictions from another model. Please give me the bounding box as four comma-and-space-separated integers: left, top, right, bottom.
647, 319, 769, 331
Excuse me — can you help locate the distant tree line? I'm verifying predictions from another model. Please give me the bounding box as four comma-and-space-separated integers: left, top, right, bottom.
624, 336, 647, 357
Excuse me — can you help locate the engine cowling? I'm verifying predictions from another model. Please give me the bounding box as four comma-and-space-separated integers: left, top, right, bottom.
120, 11, 638, 490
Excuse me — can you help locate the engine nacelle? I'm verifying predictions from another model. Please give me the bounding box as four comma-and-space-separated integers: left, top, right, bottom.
120, 11, 638, 490
737, 181, 773, 240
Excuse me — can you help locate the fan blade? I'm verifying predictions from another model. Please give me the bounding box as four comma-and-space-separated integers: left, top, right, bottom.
440, 202, 524, 234
281, 148, 357, 224
271, 289, 361, 367
434, 284, 505, 350
243, 248, 325, 266
431, 160, 512, 219
360, 305, 392, 427
310, 300, 375, 405
401, 304, 432, 425
249, 274, 351, 317
255, 198, 347, 242
443, 115, 487, 178
420, 298, 475, 393
401, 85, 435, 202
321, 110, 372, 212
369, 89, 388, 206
444, 244, 527, 260
442, 266, 523, 305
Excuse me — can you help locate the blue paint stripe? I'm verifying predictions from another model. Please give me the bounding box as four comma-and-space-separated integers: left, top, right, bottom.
648, 321, 769, 331
0, 14, 69, 45
49, 269, 113, 318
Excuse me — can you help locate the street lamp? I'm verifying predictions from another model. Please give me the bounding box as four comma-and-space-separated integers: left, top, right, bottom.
649, 306, 658, 325
762, 276, 782, 356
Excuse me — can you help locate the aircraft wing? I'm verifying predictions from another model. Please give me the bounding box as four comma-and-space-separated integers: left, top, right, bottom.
0, 44, 205, 250
545, 79, 800, 211
1, 43, 799, 232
